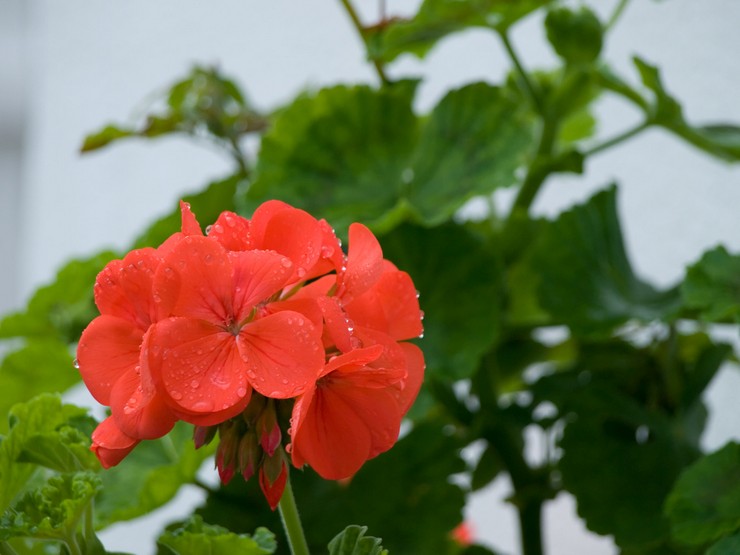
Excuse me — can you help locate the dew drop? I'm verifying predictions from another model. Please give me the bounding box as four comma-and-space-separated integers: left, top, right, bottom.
192, 400, 214, 412
296, 267, 307, 279
204, 254, 213, 264
205, 225, 213, 235
285, 443, 293, 453
280, 258, 292, 269
237, 387, 247, 397
171, 390, 183, 400
190, 379, 200, 389
213, 224, 224, 233
281, 378, 289, 385
73, 358, 80, 369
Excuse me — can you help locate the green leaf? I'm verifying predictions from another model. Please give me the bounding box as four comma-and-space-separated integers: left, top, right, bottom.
0, 339, 80, 434
328, 525, 387, 555
249, 84, 419, 235
707, 533, 740, 555
17, 423, 99, 474
132, 174, 241, 249
157, 516, 275, 555
665, 442, 740, 546
0, 251, 117, 342
248, 82, 533, 234
0, 395, 94, 513
367, 0, 551, 63
681, 246, 740, 322
0, 472, 101, 542
408, 83, 534, 225
198, 422, 466, 555
544, 6, 603, 65
471, 444, 504, 491
95, 421, 214, 527
380, 223, 504, 381
531, 185, 681, 336
81, 66, 267, 153
634, 57, 740, 162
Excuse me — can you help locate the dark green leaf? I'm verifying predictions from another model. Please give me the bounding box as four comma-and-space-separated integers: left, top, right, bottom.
132, 174, 241, 249
249, 84, 419, 235
471, 444, 503, 491
544, 6, 603, 65
707, 533, 740, 555
681, 246, 740, 322
249, 83, 533, 234
95, 422, 214, 527
328, 525, 387, 555
0, 472, 101, 542
0, 251, 117, 343
665, 442, 740, 546
367, 0, 551, 63
531, 185, 681, 336
198, 422, 466, 555
381, 223, 504, 380
80, 125, 134, 153
408, 83, 534, 225
157, 515, 275, 555
0, 395, 93, 513
0, 340, 80, 434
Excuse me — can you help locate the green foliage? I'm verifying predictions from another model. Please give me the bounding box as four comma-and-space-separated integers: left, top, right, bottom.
531, 186, 682, 335
327, 525, 387, 555
681, 246, 740, 322
157, 515, 275, 555
81, 66, 267, 153
544, 6, 603, 65
665, 442, 740, 546
95, 422, 215, 527
707, 533, 740, 555
366, 0, 551, 63
248, 82, 533, 235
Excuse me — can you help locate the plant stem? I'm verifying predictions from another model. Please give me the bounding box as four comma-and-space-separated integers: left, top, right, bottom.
338, 0, 390, 86
499, 31, 543, 114
510, 114, 558, 215
582, 120, 650, 157
278, 474, 310, 555
0, 542, 19, 555
227, 136, 251, 178
607, 0, 631, 31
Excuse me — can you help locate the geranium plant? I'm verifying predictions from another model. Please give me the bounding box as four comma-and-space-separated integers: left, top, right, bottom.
2, 1, 740, 554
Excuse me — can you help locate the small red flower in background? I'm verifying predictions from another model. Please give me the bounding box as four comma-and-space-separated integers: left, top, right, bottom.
77, 201, 424, 510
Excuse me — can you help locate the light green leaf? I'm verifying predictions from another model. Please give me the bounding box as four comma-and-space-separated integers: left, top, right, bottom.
0, 251, 117, 343
0, 472, 101, 542
17, 424, 99, 474
532, 185, 681, 336
0, 339, 80, 434
81, 66, 267, 153
366, 0, 551, 63
0, 395, 93, 513
95, 421, 214, 527
328, 525, 387, 555
665, 442, 740, 546
380, 223, 504, 381
249, 82, 533, 235
681, 246, 740, 322
157, 515, 275, 555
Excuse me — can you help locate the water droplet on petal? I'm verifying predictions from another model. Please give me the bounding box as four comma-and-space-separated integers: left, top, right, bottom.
213, 224, 224, 233
73, 358, 80, 369
285, 443, 293, 453
205, 225, 213, 235
280, 258, 292, 269
237, 387, 247, 397
171, 390, 183, 400
281, 378, 289, 385
190, 379, 200, 389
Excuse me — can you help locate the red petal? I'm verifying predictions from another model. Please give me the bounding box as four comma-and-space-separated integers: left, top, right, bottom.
91, 417, 139, 469
108, 331, 177, 439
207, 211, 251, 251
397, 342, 425, 415
229, 250, 294, 322
323, 344, 384, 377
317, 296, 354, 353
290, 378, 401, 480
150, 318, 252, 423
346, 270, 423, 341
264, 298, 324, 331
339, 224, 383, 303
250, 201, 323, 282
180, 200, 204, 236
154, 237, 233, 325
237, 311, 323, 399
77, 315, 144, 405
93, 248, 161, 328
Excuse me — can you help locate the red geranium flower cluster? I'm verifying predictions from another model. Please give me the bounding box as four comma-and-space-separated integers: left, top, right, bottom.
77, 200, 424, 508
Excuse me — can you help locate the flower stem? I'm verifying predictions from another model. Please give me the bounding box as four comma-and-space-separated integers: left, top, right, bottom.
499, 31, 543, 114
607, 0, 631, 31
337, 0, 390, 86
581, 120, 650, 157
278, 473, 310, 555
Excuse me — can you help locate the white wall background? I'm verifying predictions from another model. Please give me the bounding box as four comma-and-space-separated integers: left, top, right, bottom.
2, 1, 740, 553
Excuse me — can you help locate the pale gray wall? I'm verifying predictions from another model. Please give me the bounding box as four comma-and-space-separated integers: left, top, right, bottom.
3, 1, 740, 553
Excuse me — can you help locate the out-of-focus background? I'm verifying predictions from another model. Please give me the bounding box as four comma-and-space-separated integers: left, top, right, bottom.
1, 1, 739, 553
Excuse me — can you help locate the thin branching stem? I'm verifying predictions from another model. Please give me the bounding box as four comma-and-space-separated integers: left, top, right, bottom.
582, 120, 650, 157
338, 0, 390, 86
500, 31, 543, 114
607, 0, 632, 31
